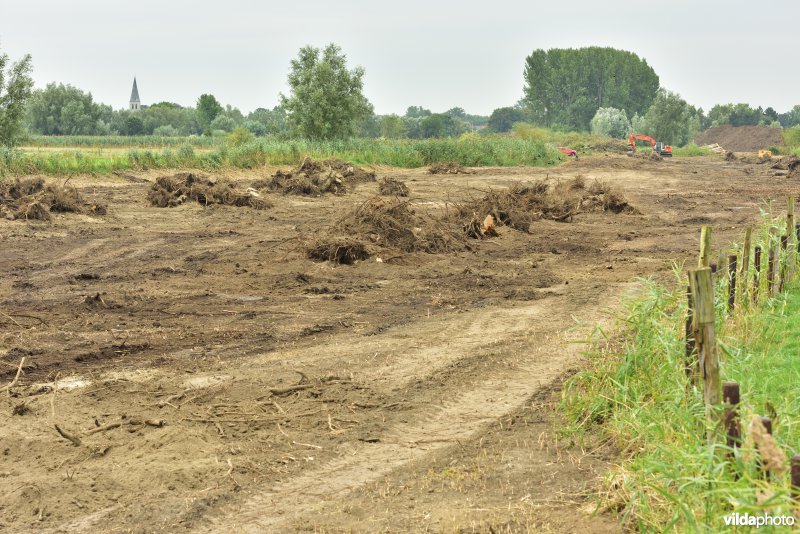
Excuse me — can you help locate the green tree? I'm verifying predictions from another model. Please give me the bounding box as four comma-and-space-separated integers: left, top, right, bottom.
404, 106, 431, 119
635, 89, 702, 146
380, 114, 407, 138
522, 47, 659, 131
778, 105, 800, 128
139, 102, 200, 135
246, 106, 287, 135
121, 114, 144, 136
0, 47, 34, 146
420, 113, 467, 138
209, 114, 236, 133
280, 43, 373, 140
487, 106, 525, 133
590, 107, 631, 139
196, 94, 223, 134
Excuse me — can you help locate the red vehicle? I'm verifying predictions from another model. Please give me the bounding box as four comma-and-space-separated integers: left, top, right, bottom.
628, 134, 673, 157
559, 146, 578, 159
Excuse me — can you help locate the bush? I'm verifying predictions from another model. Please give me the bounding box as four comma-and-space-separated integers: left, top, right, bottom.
153, 125, 179, 137
227, 127, 255, 147
589, 107, 631, 139
783, 126, 800, 148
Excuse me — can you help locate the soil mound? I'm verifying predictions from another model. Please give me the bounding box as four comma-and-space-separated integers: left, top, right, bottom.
378, 177, 409, 197
148, 173, 270, 209
695, 125, 783, 153
428, 162, 470, 175
307, 198, 465, 264
259, 157, 376, 196
456, 176, 637, 233
0, 177, 107, 221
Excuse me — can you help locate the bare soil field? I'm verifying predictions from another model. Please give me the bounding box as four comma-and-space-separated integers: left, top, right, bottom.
1, 155, 798, 533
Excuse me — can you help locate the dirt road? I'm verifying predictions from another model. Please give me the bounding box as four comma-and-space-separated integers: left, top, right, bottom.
1, 156, 795, 533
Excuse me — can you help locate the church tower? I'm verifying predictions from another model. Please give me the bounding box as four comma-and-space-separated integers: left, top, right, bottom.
129, 78, 141, 110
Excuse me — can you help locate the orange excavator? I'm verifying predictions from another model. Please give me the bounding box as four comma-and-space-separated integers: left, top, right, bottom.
628, 134, 673, 157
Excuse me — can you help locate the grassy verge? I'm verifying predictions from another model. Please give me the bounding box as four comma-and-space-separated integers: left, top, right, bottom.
563, 221, 800, 532
1, 137, 563, 176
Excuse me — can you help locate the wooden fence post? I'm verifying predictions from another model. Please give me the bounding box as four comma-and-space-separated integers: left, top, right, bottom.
688, 267, 720, 439
767, 228, 778, 297
796, 223, 800, 256
780, 235, 789, 293
684, 282, 695, 379
722, 382, 740, 451
739, 228, 752, 305
759, 416, 773, 480
727, 254, 737, 312
753, 245, 762, 304
699, 225, 712, 268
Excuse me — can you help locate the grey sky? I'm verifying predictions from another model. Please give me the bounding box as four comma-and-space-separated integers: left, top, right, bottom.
2, 0, 798, 116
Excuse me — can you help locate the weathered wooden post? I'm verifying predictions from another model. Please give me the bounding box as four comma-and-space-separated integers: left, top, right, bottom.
753, 245, 762, 303
796, 223, 800, 256
759, 416, 773, 480
739, 228, 752, 305
727, 254, 737, 312
722, 382, 740, 452
779, 235, 789, 293
688, 267, 720, 441
767, 228, 778, 297
699, 225, 712, 268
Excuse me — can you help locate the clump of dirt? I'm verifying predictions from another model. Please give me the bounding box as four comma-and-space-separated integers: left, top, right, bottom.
455, 176, 638, 233
428, 162, 470, 175
147, 173, 270, 209
378, 177, 410, 197
725, 151, 736, 161
307, 198, 465, 263
306, 238, 372, 265
0, 177, 107, 221
259, 157, 376, 196
695, 125, 783, 153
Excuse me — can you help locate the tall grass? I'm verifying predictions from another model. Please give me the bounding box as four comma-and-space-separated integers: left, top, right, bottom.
563, 213, 800, 532
2, 137, 562, 176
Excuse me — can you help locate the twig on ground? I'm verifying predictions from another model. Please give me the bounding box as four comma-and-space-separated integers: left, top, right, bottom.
54, 424, 83, 447
6, 357, 25, 396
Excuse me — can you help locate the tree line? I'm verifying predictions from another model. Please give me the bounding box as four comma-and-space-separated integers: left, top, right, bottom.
2, 42, 800, 148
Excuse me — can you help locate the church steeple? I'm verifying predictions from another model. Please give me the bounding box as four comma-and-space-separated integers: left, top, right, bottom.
129, 78, 141, 110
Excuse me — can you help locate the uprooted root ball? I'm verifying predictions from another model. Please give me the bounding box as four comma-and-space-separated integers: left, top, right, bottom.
258, 157, 376, 197
306, 197, 466, 264
0, 177, 107, 221
148, 173, 271, 209
378, 177, 410, 197
455, 176, 637, 233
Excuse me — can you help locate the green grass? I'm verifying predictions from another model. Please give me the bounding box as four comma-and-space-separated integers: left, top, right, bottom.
563, 218, 800, 532
1, 137, 563, 176
23, 135, 221, 148
672, 143, 714, 157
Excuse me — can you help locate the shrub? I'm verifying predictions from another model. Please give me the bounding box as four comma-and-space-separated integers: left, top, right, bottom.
590, 107, 631, 139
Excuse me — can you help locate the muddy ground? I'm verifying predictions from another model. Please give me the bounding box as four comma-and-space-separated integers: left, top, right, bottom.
1, 155, 798, 533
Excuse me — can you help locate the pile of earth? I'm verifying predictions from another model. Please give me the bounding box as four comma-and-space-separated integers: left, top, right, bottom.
378, 177, 409, 197
455, 176, 638, 234
770, 156, 800, 177
147, 173, 270, 209
257, 157, 376, 196
0, 177, 107, 221
428, 162, 471, 175
306, 197, 466, 264
695, 125, 783, 152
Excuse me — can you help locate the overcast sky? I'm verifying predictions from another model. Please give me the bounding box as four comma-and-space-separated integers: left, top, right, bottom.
2, 0, 798, 116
